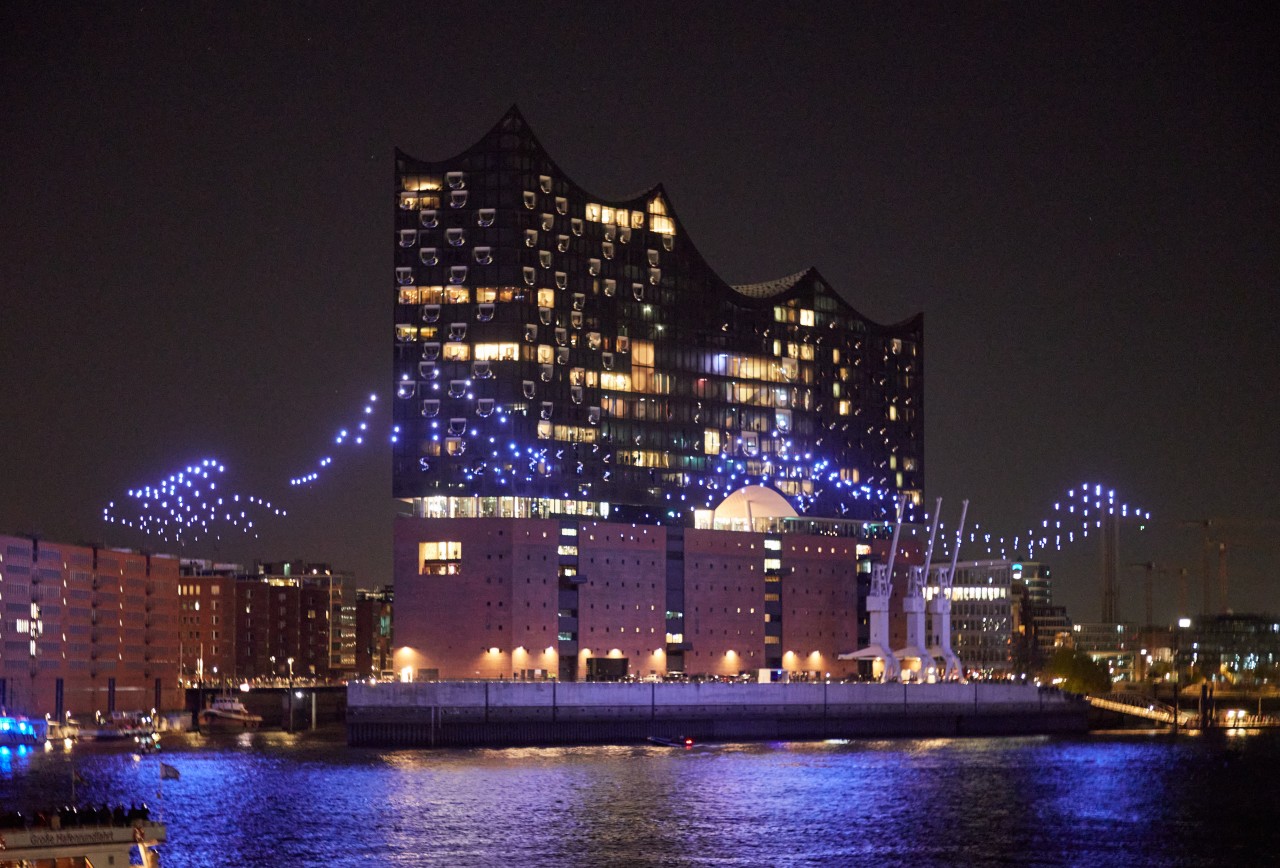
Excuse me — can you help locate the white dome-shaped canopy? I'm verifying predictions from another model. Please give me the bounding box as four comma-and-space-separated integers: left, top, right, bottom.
712, 485, 797, 527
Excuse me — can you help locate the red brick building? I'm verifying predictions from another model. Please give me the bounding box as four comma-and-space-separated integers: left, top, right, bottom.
0, 534, 181, 717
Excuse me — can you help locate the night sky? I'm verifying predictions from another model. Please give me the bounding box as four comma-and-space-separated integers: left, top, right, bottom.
3, 3, 1276, 624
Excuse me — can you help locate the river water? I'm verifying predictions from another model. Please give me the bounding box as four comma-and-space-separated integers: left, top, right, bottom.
3, 729, 1277, 866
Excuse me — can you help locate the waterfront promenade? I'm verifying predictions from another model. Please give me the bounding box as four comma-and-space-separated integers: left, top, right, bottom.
347, 680, 1087, 746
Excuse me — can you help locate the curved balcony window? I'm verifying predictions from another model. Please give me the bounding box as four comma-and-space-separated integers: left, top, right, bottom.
449, 417, 467, 435
587, 258, 601, 276
647, 249, 660, 266
587, 332, 602, 350
603, 225, 615, 242
477, 208, 495, 227
523, 266, 536, 286
603, 279, 616, 297
423, 342, 441, 361
555, 272, 567, 289
741, 432, 760, 457
448, 381, 466, 399
572, 293, 585, 311
588, 406, 601, 425
632, 283, 644, 301
570, 367, 585, 386
539, 175, 552, 194
570, 311, 583, 329
540, 401, 554, 420
570, 218, 583, 236
473, 361, 492, 379
420, 248, 438, 266
556, 347, 569, 365
554, 328, 567, 346
449, 265, 468, 284
450, 190, 468, 208
557, 234, 569, 252
449, 322, 467, 341
446, 228, 466, 247
398, 230, 418, 247
522, 380, 537, 399
395, 267, 414, 285
539, 250, 552, 268
616, 336, 630, 353
540, 363, 554, 382
524, 324, 538, 342
477, 398, 495, 417
422, 304, 441, 323
446, 437, 465, 456
570, 385, 584, 404
396, 381, 416, 400
648, 267, 661, 285
418, 361, 438, 379
602, 242, 614, 259
540, 213, 554, 231
398, 192, 417, 210
618, 227, 631, 244
421, 399, 440, 417
474, 247, 492, 265
446, 171, 466, 189
663, 234, 674, 251
419, 209, 438, 228
476, 303, 495, 322
538, 307, 552, 326
525, 229, 538, 248
555, 196, 568, 215
523, 191, 537, 210
602, 352, 615, 370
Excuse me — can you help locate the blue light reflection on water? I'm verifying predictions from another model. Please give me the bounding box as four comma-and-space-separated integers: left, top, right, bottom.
2, 732, 1278, 867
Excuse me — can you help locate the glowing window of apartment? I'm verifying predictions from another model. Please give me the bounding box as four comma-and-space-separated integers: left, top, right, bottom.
535, 288, 555, 308
445, 286, 470, 304
775, 409, 792, 432
838, 400, 852, 416
600, 206, 615, 225
799, 309, 815, 327
442, 344, 470, 362
474, 343, 518, 361
631, 339, 654, 366
763, 539, 781, 551
585, 203, 601, 222
889, 404, 898, 421
613, 208, 630, 226
703, 429, 721, 455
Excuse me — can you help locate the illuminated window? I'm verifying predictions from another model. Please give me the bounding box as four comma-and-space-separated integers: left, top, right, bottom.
585, 203, 601, 222
799, 309, 815, 327
704, 429, 720, 455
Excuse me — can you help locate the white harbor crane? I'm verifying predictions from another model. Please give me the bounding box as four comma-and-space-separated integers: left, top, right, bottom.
839, 493, 907, 681
928, 499, 968, 681
895, 497, 942, 681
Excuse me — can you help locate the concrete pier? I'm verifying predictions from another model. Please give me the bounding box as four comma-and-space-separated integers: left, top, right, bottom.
347, 681, 1088, 747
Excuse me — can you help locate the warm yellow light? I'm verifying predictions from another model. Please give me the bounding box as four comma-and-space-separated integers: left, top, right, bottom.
544, 646, 555, 656
487, 647, 501, 655
726, 650, 737, 658
399, 666, 413, 683
653, 648, 664, 656
608, 648, 623, 658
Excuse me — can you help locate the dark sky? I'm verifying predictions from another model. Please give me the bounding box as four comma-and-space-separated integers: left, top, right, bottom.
2, 3, 1277, 624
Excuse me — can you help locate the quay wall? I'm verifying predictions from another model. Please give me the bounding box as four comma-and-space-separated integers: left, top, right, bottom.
346, 682, 1088, 747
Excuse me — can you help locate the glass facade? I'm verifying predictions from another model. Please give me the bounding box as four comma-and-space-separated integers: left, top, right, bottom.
394, 108, 924, 525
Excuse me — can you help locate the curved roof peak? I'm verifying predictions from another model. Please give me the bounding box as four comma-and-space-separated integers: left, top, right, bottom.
732, 268, 816, 300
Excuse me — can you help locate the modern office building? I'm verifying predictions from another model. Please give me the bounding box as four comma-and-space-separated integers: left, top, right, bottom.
392, 108, 926, 681
0, 534, 181, 717
925, 559, 1014, 676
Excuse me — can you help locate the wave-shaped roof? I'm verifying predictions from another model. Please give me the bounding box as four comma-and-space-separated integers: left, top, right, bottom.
398, 106, 922, 333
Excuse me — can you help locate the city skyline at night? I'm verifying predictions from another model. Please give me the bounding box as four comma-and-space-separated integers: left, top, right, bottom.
3, 4, 1277, 625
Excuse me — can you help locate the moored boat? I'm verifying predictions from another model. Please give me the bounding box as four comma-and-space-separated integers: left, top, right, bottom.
198, 695, 263, 732
0, 714, 44, 747
80, 712, 155, 742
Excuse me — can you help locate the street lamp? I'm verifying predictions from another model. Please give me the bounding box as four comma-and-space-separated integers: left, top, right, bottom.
1174, 617, 1191, 735
286, 657, 295, 732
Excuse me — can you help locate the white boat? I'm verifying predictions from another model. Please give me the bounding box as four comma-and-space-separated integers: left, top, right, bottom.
198, 695, 263, 732
0, 816, 165, 867
80, 712, 155, 742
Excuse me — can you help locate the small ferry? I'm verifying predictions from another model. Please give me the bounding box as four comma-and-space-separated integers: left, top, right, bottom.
198, 695, 263, 732
0, 811, 165, 867
646, 735, 695, 748
80, 711, 155, 742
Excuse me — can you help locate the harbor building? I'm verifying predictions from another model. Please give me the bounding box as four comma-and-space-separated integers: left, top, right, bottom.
923, 559, 1014, 677
0, 534, 181, 717
391, 109, 927, 681
179, 559, 362, 684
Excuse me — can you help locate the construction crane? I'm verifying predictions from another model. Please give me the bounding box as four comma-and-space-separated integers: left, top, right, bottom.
1126, 562, 1190, 627
1180, 519, 1280, 614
